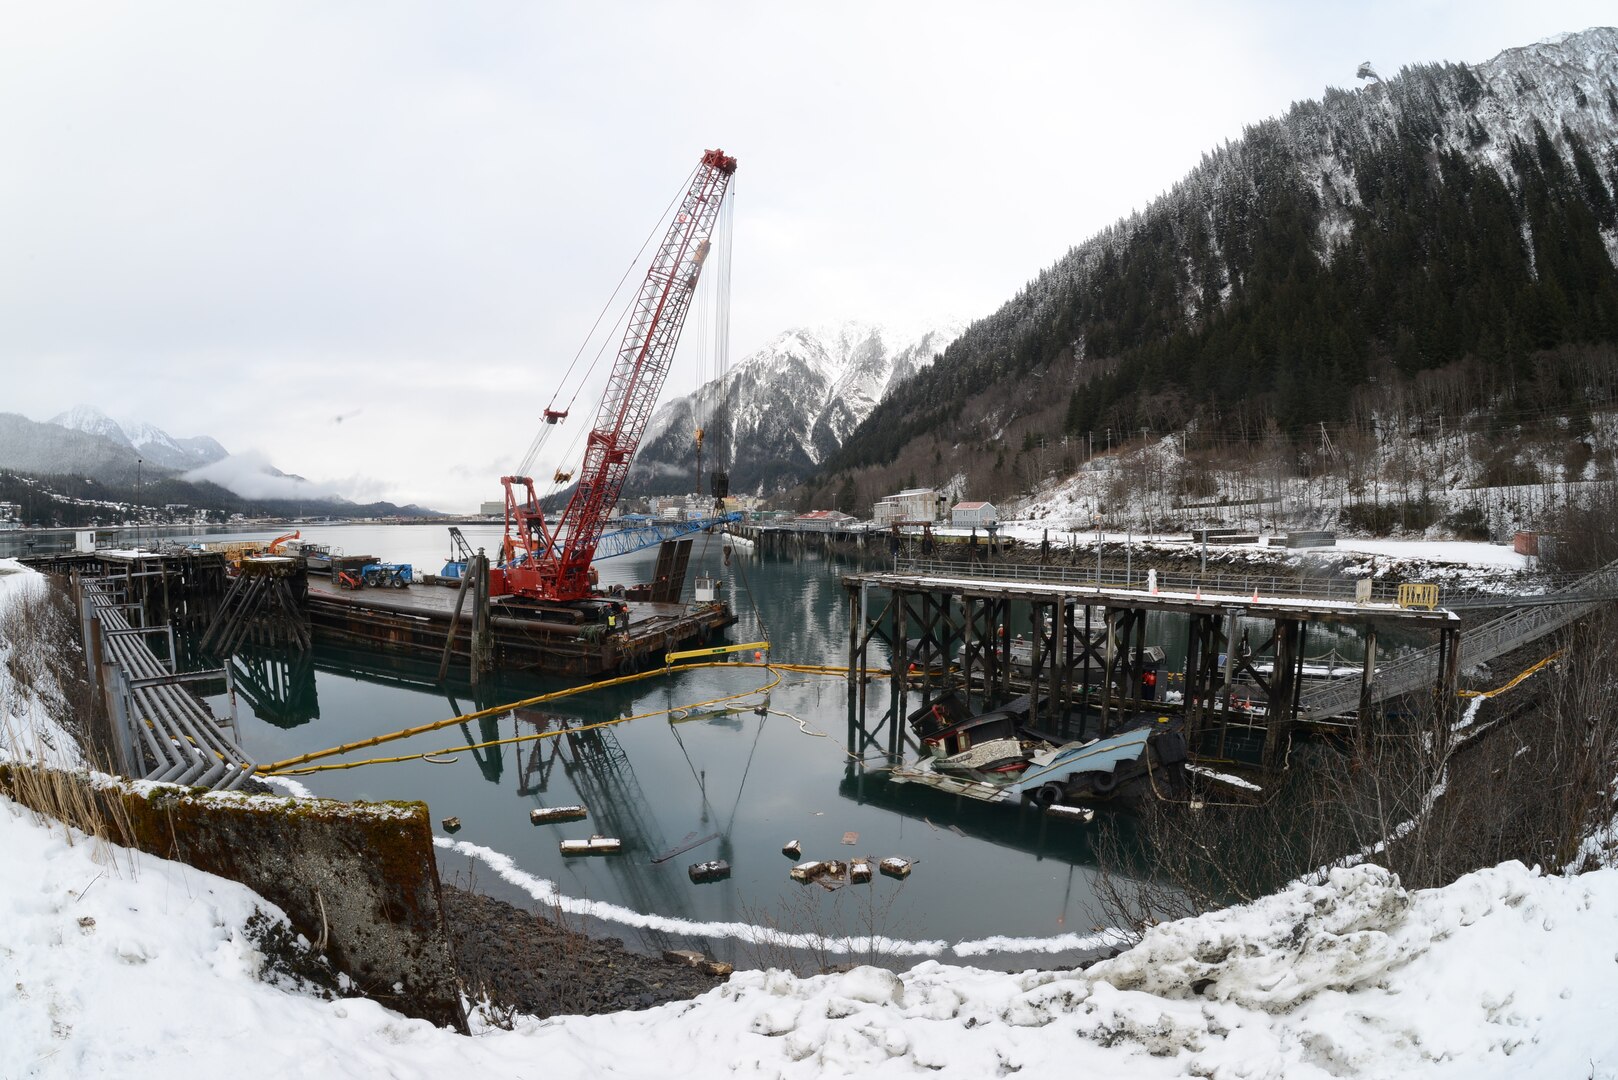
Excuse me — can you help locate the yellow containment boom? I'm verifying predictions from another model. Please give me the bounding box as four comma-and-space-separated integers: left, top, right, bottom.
665, 640, 770, 666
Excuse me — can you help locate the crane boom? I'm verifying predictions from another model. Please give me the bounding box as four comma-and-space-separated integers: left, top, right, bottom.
497, 148, 737, 602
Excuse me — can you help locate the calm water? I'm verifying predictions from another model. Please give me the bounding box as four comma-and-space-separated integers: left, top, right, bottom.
9, 521, 1399, 968
177, 524, 1112, 969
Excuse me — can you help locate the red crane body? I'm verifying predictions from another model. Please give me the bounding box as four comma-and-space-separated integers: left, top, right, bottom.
495, 148, 737, 603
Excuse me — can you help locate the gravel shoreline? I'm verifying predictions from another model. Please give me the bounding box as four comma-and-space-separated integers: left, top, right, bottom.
441, 884, 728, 1018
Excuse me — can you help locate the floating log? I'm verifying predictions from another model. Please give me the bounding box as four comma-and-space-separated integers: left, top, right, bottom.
850, 859, 872, 884
879, 857, 913, 879
781, 839, 802, 859
560, 835, 622, 856
1045, 804, 1096, 823
531, 805, 589, 825
440, 816, 462, 833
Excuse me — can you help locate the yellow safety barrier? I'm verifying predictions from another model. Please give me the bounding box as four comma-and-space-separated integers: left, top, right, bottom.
1397, 583, 1440, 610
665, 640, 770, 665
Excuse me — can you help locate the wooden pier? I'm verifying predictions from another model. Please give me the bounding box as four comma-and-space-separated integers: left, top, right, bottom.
845, 558, 1461, 769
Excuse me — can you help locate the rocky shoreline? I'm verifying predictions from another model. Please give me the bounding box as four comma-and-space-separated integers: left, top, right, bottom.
440, 884, 728, 1019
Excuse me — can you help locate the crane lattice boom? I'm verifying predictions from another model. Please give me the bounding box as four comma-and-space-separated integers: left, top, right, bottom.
497, 148, 737, 602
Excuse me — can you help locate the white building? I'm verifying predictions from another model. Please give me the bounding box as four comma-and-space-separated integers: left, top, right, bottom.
951, 500, 998, 527
873, 488, 947, 526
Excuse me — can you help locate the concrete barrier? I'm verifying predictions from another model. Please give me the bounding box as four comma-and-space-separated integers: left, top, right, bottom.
0, 766, 467, 1033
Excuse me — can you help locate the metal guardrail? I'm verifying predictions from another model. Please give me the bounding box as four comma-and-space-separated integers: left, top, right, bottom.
1297, 557, 1618, 720
84, 581, 257, 790
892, 557, 1411, 606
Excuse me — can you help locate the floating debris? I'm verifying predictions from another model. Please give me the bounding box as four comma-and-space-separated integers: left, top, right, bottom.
781, 839, 802, 859
531, 805, 589, 825
440, 816, 462, 833
850, 859, 873, 884
662, 950, 734, 978
687, 859, 731, 884
790, 859, 848, 884
879, 857, 913, 879
796, 861, 847, 887
1044, 804, 1096, 823
841, 830, 859, 846
560, 835, 622, 856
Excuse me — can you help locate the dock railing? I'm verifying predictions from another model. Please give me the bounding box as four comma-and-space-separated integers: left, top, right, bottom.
891, 557, 1412, 607
1297, 556, 1618, 721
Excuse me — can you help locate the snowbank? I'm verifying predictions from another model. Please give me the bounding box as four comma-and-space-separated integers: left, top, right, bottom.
6, 794, 1618, 1078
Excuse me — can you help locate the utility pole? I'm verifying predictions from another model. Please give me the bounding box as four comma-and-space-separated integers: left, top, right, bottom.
135, 457, 142, 550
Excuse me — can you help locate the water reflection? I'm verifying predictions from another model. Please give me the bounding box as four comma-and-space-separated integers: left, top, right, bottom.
229, 647, 320, 728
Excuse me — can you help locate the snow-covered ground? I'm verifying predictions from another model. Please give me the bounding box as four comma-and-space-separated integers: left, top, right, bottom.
5, 795, 1618, 1078
0, 558, 82, 770
8, 552, 1618, 1077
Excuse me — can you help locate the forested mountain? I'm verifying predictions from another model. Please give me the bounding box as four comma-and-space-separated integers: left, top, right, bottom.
822, 28, 1618, 511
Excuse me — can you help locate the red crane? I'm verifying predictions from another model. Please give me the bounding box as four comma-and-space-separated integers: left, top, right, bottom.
495, 148, 738, 603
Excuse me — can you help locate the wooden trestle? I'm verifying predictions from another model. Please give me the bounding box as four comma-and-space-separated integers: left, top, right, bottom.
844, 567, 1460, 769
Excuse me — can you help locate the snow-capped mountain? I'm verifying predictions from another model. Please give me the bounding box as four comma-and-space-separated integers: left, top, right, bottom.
48, 405, 131, 449
46, 406, 230, 471
631, 320, 962, 495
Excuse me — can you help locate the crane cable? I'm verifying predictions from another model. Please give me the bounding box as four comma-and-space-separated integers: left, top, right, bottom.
516, 165, 698, 481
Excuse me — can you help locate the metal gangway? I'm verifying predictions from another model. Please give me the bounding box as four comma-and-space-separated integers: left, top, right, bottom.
1299, 557, 1618, 721
82, 580, 258, 790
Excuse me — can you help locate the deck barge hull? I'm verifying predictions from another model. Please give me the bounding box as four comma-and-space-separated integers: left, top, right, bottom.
304, 575, 734, 677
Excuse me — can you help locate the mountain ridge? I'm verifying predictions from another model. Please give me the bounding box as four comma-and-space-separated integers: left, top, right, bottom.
820, 26, 1618, 510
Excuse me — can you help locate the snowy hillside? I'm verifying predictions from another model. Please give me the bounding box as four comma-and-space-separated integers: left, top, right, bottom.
47, 405, 230, 471
832, 26, 1618, 497
631, 320, 962, 495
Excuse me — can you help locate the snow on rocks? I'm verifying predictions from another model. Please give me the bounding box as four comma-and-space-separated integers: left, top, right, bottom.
8, 790, 1618, 1077
1089, 864, 1419, 1011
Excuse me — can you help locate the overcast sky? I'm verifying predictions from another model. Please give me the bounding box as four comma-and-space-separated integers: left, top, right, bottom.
1, 1, 1612, 512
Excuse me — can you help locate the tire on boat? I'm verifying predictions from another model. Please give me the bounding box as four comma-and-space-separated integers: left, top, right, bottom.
1090, 768, 1119, 796
1033, 781, 1065, 807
